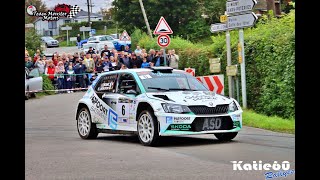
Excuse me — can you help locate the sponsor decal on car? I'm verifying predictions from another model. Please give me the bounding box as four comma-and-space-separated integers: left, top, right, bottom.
173, 116, 191, 123
90, 94, 108, 121
108, 108, 118, 130
185, 95, 217, 101
166, 116, 173, 124
202, 117, 222, 131
168, 124, 192, 131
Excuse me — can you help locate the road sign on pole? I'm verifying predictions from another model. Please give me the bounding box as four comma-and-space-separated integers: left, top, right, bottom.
220, 15, 228, 23
227, 12, 257, 30
157, 34, 171, 47
90, 29, 96, 35
210, 23, 228, 33
226, 0, 257, 14
61, 25, 72, 46
153, 16, 173, 35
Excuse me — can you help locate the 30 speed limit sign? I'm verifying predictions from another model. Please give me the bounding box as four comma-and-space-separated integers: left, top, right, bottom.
157, 34, 171, 47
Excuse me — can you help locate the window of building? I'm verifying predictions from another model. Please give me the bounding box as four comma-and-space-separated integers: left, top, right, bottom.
64, 20, 71, 24
48, 21, 57, 29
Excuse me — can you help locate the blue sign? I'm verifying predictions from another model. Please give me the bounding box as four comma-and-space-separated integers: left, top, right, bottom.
91, 29, 96, 35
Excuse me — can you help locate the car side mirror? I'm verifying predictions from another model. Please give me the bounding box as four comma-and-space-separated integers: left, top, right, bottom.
26, 75, 34, 79
126, 89, 137, 95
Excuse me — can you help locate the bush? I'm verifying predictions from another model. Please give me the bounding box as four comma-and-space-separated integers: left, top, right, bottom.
25, 29, 42, 56
41, 74, 55, 95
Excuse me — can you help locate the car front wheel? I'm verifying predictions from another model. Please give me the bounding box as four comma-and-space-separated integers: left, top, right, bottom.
137, 109, 159, 146
77, 107, 98, 139
214, 132, 238, 141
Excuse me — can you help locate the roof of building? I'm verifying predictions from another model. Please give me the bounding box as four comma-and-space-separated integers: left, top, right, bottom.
74, 10, 103, 18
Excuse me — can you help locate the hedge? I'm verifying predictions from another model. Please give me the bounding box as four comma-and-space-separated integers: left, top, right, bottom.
134, 10, 295, 119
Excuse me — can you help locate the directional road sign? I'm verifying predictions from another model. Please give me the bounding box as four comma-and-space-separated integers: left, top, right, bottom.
227, 12, 257, 30
210, 23, 228, 33
61, 26, 72, 30
80, 26, 91, 32
226, 0, 257, 14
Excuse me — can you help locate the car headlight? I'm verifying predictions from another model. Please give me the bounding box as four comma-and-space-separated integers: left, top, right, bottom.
161, 103, 191, 114
228, 101, 238, 113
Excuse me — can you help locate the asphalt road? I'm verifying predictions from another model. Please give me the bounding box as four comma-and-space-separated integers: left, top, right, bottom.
25, 92, 295, 180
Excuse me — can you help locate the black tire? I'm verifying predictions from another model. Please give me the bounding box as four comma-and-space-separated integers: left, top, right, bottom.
46, 43, 49, 48
77, 107, 98, 139
214, 132, 238, 141
25, 86, 30, 100
137, 109, 159, 146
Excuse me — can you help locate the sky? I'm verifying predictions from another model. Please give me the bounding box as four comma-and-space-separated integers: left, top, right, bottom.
42, 0, 113, 13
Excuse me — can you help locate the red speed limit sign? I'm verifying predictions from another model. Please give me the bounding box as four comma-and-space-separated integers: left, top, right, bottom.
157, 34, 171, 47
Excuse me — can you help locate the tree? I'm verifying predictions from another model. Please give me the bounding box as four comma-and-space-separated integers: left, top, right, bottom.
111, 0, 226, 42
25, 0, 47, 23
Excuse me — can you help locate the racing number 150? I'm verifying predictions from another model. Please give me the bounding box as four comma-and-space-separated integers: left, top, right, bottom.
122, 105, 125, 115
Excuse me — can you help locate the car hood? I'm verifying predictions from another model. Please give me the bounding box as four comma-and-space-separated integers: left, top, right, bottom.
145, 91, 233, 106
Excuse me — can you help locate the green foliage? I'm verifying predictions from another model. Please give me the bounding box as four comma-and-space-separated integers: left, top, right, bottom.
243, 109, 295, 134
111, 0, 225, 42
211, 11, 295, 119
25, 29, 42, 55
41, 74, 55, 95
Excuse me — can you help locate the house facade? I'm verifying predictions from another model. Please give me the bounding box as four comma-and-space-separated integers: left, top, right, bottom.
34, 10, 103, 36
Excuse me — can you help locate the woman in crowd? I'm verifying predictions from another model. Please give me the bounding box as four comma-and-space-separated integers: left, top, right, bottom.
34, 55, 46, 74
45, 60, 56, 84
65, 62, 76, 93
52, 53, 59, 66
55, 61, 65, 92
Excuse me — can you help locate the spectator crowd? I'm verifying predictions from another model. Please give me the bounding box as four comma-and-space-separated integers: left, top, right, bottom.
25, 45, 179, 93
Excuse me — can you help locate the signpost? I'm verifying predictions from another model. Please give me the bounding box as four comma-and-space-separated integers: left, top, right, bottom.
90, 29, 96, 35
209, 0, 257, 108
209, 58, 221, 73
157, 34, 171, 47
154, 16, 173, 66
226, 0, 257, 14
227, 12, 257, 30
80, 26, 91, 39
61, 25, 72, 46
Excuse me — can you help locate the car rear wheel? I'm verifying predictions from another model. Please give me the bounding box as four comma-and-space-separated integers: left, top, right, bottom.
214, 132, 238, 141
77, 107, 98, 139
137, 109, 159, 146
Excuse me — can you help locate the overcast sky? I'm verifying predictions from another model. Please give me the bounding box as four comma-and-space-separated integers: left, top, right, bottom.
42, 0, 113, 13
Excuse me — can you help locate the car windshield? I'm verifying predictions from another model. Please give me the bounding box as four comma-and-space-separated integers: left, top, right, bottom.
137, 71, 208, 92
88, 37, 97, 41
43, 37, 54, 40
104, 35, 114, 41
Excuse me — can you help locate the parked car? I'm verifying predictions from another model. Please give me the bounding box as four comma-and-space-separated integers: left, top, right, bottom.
81, 43, 98, 54
88, 35, 131, 51
109, 33, 120, 40
25, 67, 43, 100
75, 67, 242, 146
41, 36, 59, 48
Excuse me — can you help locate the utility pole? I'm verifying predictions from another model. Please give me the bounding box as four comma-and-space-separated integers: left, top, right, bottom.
266, 0, 276, 17
87, 0, 91, 27
138, 0, 153, 39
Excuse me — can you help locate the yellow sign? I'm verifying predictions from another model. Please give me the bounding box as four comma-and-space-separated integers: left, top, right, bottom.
209, 58, 220, 64
210, 63, 221, 73
226, 65, 238, 76
238, 55, 242, 64
220, 15, 228, 23
238, 43, 242, 52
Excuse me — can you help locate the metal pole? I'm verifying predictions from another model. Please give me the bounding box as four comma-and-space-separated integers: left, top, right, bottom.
239, 29, 247, 108
138, 0, 153, 39
104, 26, 107, 35
83, 31, 85, 40
163, 48, 166, 66
87, 0, 91, 27
66, 29, 69, 46
236, 75, 240, 103
116, 22, 118, 38
226, 30, 233, 98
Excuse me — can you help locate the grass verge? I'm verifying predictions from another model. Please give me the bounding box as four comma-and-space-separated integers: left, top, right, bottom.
242, 109, 295, 134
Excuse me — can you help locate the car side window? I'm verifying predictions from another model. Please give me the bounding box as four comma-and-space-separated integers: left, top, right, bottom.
95, 74, 118, 93
117, 73, 140, 95
29, 68, 40, 77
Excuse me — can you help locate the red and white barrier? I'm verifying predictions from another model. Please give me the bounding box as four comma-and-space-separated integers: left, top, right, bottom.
196, 75, 224, 95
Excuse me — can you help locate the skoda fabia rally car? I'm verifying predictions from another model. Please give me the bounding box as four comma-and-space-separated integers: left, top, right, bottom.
76, 67, 242, 146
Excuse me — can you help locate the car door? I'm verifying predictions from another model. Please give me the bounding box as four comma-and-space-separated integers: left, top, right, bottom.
27, 68, 43, 91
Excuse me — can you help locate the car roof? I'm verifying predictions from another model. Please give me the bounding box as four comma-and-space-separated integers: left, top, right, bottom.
98, 68, 186, 76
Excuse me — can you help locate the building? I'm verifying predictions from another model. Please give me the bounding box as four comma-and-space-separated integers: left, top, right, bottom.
254, 0, 284, 17
34, 10, 103, 36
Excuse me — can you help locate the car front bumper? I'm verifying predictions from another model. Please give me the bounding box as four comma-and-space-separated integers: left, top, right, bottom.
154, 111, 242, 136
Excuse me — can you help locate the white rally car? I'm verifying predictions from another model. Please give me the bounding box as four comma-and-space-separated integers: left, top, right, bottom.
76, 67, 242, 146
